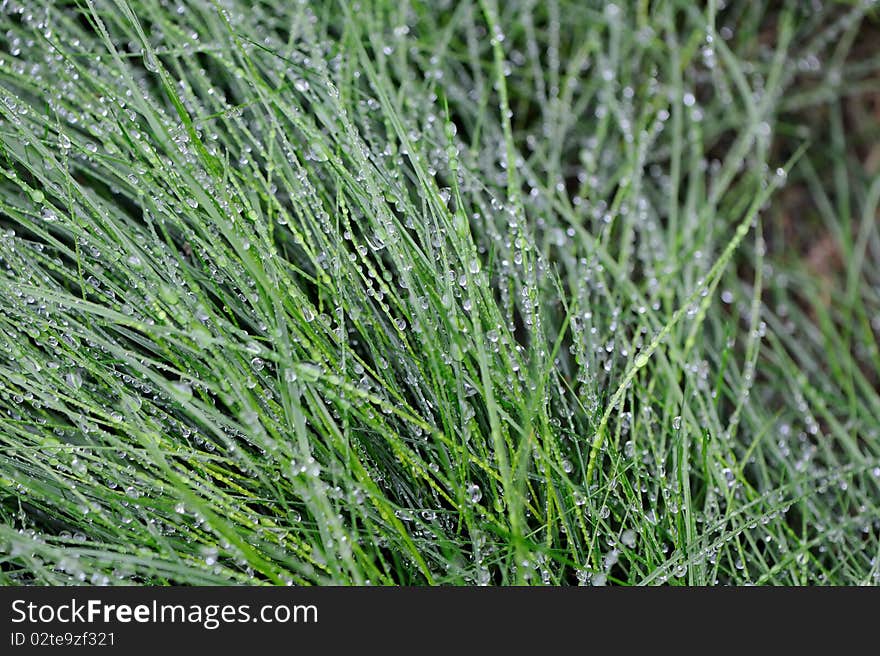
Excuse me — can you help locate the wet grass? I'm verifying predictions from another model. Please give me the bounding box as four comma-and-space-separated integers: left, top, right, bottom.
0, 0, 878, 585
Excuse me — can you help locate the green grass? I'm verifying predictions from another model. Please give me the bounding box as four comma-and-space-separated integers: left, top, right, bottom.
0, 0, 878, 585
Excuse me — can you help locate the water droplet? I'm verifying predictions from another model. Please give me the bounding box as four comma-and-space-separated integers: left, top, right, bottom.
204, 548, 218, 566
672, 416, 682, 430
466, 484, 482, 504
603, 549, 619, 569
620, 529, 637, 548
159, 286, 179, 305
144, 51, 159, 72
64, 371, 82, 391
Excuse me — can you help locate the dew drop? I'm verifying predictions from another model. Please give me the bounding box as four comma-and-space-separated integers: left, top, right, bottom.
159, 286, 180, 305
64, 371, 82, 391
144, 51, 159, 72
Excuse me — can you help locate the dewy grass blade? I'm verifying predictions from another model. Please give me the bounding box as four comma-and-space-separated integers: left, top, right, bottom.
0, 0, 877, 586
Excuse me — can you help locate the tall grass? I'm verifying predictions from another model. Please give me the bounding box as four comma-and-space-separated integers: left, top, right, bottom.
0, 0, 878, 585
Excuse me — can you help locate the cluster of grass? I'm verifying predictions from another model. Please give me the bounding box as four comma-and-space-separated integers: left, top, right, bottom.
0, 0, 878, 585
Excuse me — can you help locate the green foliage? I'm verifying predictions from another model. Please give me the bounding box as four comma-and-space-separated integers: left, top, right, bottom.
0, 0, 878, 585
